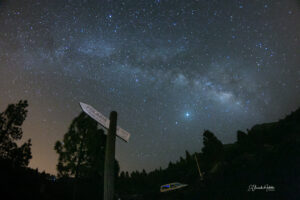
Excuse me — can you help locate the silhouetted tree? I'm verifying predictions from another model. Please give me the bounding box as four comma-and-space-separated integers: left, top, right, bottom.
237, 130, 247, 142
201, 130, 224, 171
185, 150, 191, 161
0, 100, 32, 167
55, 112, 120, 199
55, 112, 120, 178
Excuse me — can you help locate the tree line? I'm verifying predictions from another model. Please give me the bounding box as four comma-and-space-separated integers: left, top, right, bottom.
0, 100, 299, 199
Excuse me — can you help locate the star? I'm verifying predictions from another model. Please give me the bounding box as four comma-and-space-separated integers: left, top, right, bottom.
185, 112, 191, 118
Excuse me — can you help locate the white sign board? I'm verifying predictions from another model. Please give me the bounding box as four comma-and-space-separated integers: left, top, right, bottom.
116, 126, 131, 143
80, 102, 130, 142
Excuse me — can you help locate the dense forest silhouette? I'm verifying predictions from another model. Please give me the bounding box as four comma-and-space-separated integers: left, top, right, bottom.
0, 100, 299, 200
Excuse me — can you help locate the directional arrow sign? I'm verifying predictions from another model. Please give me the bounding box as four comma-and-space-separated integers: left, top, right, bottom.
79, 102, 130, 142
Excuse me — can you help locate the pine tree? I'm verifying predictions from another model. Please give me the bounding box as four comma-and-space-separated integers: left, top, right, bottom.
0, 100, 32, 167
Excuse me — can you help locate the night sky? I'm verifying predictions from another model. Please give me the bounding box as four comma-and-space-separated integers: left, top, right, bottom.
0, 0, 299, 175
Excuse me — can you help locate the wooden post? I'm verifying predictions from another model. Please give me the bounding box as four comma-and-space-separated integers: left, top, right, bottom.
104, 111, 117, 200
194, 154, 203, 181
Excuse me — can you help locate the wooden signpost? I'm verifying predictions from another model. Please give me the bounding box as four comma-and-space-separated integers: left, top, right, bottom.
80, 102, 130, 142
80, 102, 131, 200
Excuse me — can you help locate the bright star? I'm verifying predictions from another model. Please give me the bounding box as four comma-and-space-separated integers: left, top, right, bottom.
185, 112, 190, 117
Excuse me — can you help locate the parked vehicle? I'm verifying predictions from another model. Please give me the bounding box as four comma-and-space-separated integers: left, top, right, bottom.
160, 182, 188, 192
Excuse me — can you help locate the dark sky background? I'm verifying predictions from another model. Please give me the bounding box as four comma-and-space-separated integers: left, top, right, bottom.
0, 0, 299, 175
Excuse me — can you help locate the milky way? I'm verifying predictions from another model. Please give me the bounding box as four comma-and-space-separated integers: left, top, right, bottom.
0, 0, 299, 175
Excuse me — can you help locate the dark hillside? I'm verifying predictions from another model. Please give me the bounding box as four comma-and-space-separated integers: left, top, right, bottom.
117, 108, 300, 200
